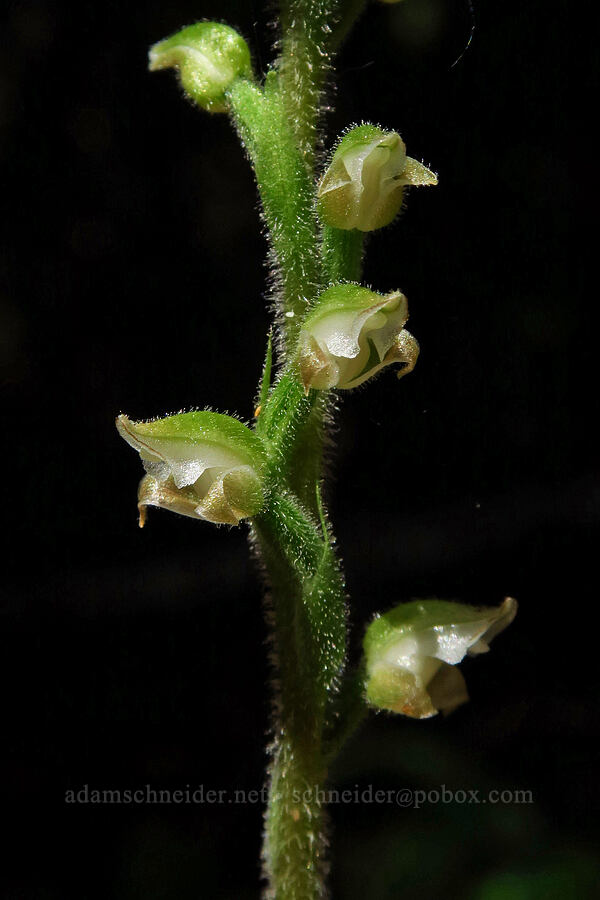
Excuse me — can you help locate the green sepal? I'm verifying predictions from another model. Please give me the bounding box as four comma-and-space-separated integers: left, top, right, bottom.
364, 598, 516, 663
305, 283, 385, 318
331, 123, 391, 155
253, 492, 347, 724
119, 410, 266, 465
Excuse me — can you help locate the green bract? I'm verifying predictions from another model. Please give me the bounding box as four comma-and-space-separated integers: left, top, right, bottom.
297, 283, 419, 390
149, 23, 252, 113
116, 411, 266, 526
317, 125, 437, 231
364, 598, 517, 718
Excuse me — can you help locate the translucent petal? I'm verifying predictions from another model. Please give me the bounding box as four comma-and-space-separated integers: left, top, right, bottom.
427, 663, 469, 715
397, 157, 438, 187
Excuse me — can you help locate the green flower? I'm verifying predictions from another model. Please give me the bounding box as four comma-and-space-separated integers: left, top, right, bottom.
317, 125, 437, 231
364, 598, 517, 718
298, 283, 419, 390
116, 411, 266, 526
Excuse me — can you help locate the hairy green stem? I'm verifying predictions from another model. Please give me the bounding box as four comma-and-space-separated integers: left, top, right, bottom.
255, 493, 346, 706
278, 0, 342, 170
286, 395, 331, 516
321, 225, 365, 284
228, 76, 320, 339
253, 491, 346, 899
258, 369, 317, 470
262, 735, 329, 900
322, 665, 367, 765
141, 3, 434, 897
232, 7, 374, 897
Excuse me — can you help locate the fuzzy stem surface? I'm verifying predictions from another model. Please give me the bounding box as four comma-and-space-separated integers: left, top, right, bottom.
253, 491, 346, 899
228, 77, 320, 341
278, 0, 341, 170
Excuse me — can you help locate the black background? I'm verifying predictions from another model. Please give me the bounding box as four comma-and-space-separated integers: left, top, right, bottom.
2, 1, 596, 897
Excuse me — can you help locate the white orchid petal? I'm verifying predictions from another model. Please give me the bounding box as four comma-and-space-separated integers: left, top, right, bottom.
366, 295, 408, 359
156, 442, 248, 489
431, 622, 493, 665
311, 309, 365, 358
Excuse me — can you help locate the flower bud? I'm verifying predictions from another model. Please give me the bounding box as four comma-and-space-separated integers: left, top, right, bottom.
149, 23, 252, 113
298, 283, 419, 391
364, 597, 517, 718
317, 125, 437, 231
116, 411, 266, 526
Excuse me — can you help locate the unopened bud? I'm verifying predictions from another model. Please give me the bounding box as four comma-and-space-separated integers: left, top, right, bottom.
149, 23, 252, 113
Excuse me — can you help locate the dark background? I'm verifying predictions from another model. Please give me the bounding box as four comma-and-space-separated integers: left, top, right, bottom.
2, 1, 595, 897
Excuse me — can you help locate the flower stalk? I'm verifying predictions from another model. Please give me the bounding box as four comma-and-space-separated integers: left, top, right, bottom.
116, 4, 516, 899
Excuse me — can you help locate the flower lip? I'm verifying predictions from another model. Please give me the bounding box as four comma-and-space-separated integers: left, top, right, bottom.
137, 467, 263, 527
